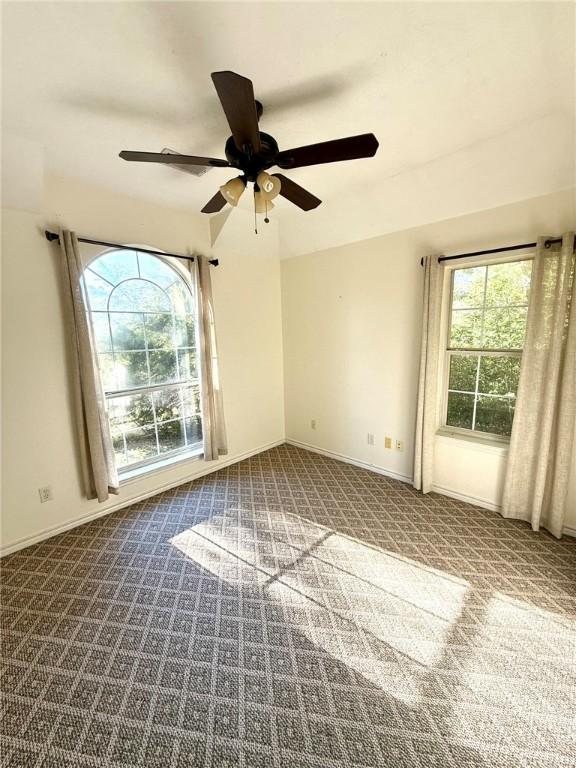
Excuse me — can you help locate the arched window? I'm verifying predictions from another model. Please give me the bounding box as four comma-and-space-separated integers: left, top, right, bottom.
83, 248, 202, 472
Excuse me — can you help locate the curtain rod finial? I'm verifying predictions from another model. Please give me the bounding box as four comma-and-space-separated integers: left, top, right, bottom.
45, 230, 60, 243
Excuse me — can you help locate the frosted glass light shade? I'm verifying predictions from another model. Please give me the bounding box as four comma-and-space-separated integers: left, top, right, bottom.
256, 172, 281, 200
254, 191, 275, 214
219, 176, 246, 206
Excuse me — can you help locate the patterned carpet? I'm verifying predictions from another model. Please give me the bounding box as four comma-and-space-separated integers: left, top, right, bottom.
1, 444, 575, 768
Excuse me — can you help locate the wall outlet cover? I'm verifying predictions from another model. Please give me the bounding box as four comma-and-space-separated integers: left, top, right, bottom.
38, 486, 53, 503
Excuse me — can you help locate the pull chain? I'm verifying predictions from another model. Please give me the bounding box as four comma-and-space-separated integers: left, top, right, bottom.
254, 189, 258, 234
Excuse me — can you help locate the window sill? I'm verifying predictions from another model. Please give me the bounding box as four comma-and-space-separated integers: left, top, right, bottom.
119, 447, 204, 485
435, 428, 509, 453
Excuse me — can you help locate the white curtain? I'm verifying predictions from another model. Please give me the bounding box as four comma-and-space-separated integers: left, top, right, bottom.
413, 255, 444, 492
192, 254, 228, 461
59, 231, 119, 502
501, 233, 576, 538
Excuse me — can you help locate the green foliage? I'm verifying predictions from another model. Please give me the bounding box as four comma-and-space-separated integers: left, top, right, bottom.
450, 260, 531, 350
446, 260, 530, 436
87, 251, 202, 467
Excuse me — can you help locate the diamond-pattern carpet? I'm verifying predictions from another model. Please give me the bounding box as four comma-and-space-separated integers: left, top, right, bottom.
1, 444, 575, 767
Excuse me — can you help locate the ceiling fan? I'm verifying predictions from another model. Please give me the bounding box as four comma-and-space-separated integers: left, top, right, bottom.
119, 71, 379, 227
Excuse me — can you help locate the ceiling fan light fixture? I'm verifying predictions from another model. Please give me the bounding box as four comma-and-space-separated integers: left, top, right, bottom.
120, 71, 379, 231
254, 190, 275, 214
256, 172, 281, 200
219, 176, 246, 206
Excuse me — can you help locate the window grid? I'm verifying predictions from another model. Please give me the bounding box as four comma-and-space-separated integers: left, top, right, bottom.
443, 259, 531, 439
84, 250, 202, 472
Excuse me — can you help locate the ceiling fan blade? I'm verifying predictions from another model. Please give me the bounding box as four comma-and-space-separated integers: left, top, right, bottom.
159, 148, 214, 177
119, 150, 230, 167
273, 174, 321, 211
276, 133, 378, 169
211, 71, 261, 154
201, 190, 227, 214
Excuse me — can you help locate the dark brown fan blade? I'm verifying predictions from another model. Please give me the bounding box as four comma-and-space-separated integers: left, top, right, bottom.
276, 133, 378, 169
119, 151, 230, 167
158, 148, 214, 177
273, 174, 321, 211
201, 191, 227, 214
211, 71, 261, 154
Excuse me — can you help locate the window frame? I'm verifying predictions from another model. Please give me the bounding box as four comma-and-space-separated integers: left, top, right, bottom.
83, 245, 203, 476
438, 252, 534, 444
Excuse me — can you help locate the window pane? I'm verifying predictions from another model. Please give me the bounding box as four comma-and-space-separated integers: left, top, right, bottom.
108, 393, 154, 431
475, 395, 515, 436
478, 356, 521, 396
168, 281, 195, 315
450, 309, 482, 348
185, 416, 203, 445
448, 355, 478, 392
446, 392, 474, 429
98, 354, 117, 391
174, 316, 196, 347
485, 261, 531, 306
83, 270, 113, 311
83, 248, 201, 473
145, 313, 174, 350
110, 313, 145, 351
109, 279, 171, 313
153, 388, 181, 423
91, 313, 111, 352
182, 386, 201, 418
452, 266, 485, 309
90, 250, 138, 284
111, 430, 127, 468
115, 351, 149, 388
157, 419, 186, 454
137, 253, 179, 290
178, 349, 197, 380
148, 350, 178, 384
482, 307, 527, 349
445, 258, 531, 439
125, 426, 157, 462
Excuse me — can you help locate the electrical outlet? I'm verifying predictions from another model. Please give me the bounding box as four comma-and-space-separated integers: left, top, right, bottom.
310, 419, 316, 430
395, 440, 404, 452
384, 436, 392, 449
38, 486, 53, 503
367, 433, 374, 446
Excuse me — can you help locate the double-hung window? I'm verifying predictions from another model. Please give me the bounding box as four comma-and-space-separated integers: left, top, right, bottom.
443, 258, 532, 440
83, 248, 202, 473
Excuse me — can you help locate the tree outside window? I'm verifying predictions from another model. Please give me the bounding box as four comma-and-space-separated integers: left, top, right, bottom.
445, 259, 532, 437
83, 249, 202, 470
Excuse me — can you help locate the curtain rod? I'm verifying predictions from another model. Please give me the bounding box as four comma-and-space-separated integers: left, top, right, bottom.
44, 231, 219, 267
420, 236, 571, 266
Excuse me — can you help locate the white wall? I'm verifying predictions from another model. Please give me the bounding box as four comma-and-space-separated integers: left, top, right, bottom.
281, 188, 576, 534
2, 176, 575, 553
1, 175, 285, 554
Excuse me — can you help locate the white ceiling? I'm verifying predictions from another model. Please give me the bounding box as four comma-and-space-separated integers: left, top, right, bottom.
2, 2, 575, 256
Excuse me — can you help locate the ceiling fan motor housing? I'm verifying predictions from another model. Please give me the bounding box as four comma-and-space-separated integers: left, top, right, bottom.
225, 132, 279, 181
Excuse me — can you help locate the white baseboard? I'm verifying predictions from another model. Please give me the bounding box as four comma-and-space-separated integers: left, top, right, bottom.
289, 442, 576, 540
430, 483, 501, 512
431, 485, 576, 539
0, 439, 284, 558
4, 437, 573, 557
286, 439, 412, 484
